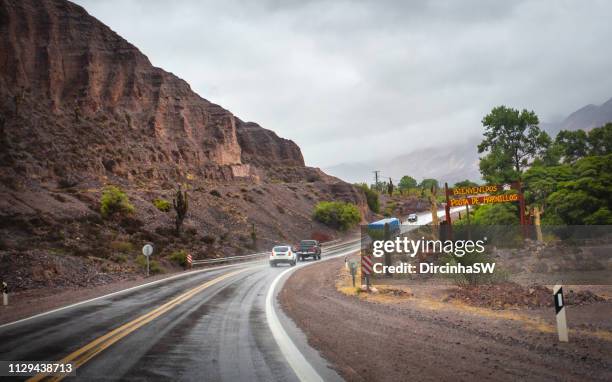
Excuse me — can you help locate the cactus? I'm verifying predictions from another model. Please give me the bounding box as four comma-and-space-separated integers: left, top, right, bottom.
173, 186, 188, 236
387, 177, 394, 195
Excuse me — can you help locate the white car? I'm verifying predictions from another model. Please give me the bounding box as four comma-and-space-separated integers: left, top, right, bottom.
270, 245, 297, 267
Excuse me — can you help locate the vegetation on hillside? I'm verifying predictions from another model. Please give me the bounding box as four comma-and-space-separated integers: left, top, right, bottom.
313, 201, 361, 231
100, 185, 134, 218
355, 183, 380, 213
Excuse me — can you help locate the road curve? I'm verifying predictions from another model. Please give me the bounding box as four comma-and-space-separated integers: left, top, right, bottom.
0, 241, 359, 381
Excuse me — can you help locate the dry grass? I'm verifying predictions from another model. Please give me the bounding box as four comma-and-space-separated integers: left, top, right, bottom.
333, 260, 612, 342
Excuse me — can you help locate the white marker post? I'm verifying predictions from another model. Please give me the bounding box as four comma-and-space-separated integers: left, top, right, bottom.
553, 284, 568, 342
2, 282, 7, 306
142, 244, 154, 277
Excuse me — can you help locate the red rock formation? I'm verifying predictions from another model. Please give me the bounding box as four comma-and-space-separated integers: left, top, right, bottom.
0, 0, 307, 184
0, 0, 371, 283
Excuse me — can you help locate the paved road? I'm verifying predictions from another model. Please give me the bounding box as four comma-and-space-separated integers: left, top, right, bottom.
0, 209, 450, 381
0, 240, 361, 382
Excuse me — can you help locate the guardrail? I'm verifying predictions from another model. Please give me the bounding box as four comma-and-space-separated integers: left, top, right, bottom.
190, 238, 350, 267
191, 252, 269, 266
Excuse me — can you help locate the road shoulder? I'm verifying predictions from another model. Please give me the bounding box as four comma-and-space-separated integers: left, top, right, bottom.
279, 256, 612, 381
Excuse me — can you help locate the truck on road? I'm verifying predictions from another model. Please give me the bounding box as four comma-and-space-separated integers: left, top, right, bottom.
295, 240, 321, 261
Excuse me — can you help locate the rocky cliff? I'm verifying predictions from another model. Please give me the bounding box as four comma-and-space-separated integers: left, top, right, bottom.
0, 0, 311, 184
0, 0, 369, 291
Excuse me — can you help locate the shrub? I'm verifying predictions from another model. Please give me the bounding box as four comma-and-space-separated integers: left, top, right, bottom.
135, 254, 147, 268
136, 254, 164, 274
313, 201, 361, 231
383, 201, 396, 217
210, 190, 222, 198
100, 186, 134, 218
169, 250, 188, 267
153, 198, 171, 212
110, 241, 134, 253
355, 183, 380, 213
149, 260, 163, 274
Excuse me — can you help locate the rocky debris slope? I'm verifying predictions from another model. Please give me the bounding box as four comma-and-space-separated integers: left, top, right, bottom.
0, 0, 369, 291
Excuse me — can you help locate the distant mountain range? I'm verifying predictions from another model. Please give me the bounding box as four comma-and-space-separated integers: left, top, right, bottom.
325, 97, 612, 185
325, 141, 480, 185
542, 97, 612, 135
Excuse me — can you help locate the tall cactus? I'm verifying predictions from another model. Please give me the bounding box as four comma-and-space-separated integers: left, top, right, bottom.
173, 186, 188, 236
387, 177, 394, 196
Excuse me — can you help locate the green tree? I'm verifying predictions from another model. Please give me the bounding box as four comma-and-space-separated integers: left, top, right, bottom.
546, 155, 612, 224
587, 123, 612, 156
398, 175, 417, 192
419, 178, 439, 191
470, 204, 519, 225
478, 106, 550, 182
523, 164, 573, 209
555, 130, 588, 163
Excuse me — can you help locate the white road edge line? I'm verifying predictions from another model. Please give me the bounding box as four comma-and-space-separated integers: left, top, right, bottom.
265, 207, 459, 381
0, 261, 262, 330
265, 244, 360, 382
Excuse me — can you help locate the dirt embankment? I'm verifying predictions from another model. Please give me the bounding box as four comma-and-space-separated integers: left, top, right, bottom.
279, 257, 612, 382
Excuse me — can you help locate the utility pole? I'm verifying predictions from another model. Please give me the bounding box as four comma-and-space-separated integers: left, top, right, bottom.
373, 170, 380, 191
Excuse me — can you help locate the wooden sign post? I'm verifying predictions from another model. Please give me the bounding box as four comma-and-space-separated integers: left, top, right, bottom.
444, 182, 527, 235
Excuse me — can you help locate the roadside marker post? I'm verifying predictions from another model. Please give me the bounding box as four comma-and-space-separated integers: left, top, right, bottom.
2, 281, 7, 306
361, 255, 373, 291
142, 243, 154, 277
553, 285, 569, 342
186, 253, 193, 269
349, 261, 358, 287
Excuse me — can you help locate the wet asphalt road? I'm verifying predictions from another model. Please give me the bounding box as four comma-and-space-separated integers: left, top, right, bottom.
0, 242, 360, 381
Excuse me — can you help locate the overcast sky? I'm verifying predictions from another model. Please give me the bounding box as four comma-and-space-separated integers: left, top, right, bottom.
75, 0, 612, 168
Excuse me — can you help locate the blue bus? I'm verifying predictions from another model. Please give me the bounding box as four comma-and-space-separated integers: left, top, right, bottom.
367, 217, 401, 234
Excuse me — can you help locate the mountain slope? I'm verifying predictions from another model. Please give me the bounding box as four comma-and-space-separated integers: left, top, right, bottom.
0, 0, 368, 290
325, 141, 481, 185
542, 97, 612, 135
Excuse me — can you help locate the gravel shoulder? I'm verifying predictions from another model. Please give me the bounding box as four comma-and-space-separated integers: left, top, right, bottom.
279, 256, 612, 382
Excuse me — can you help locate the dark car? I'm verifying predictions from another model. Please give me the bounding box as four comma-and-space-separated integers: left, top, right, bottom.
296, 240, 321, 261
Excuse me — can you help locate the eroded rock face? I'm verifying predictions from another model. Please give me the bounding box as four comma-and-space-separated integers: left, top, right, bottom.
0, 0, 305, 184
0, 0, 372, 281
236, 120, 305, 168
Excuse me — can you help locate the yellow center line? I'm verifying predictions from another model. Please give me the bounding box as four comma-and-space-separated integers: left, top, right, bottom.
27, 268, 249, 382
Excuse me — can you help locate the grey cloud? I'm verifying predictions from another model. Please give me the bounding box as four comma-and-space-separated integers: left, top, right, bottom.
74, 0, 612, 168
